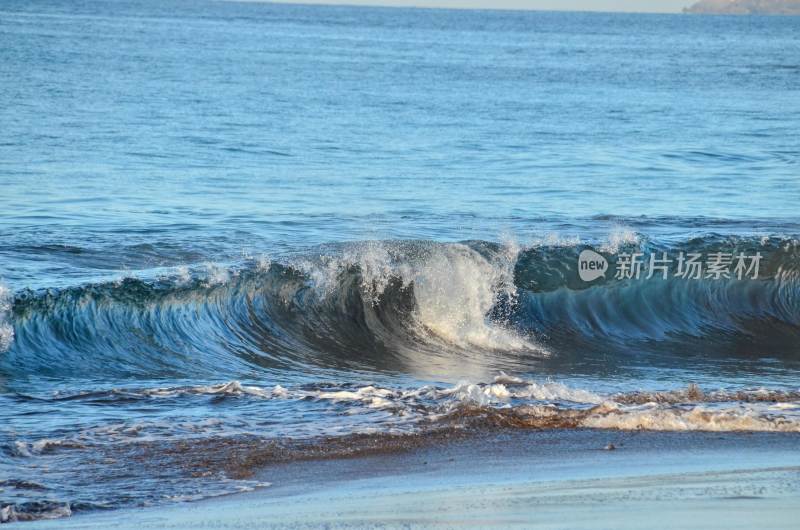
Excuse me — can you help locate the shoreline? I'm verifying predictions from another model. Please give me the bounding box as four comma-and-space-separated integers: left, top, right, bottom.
19, 429, 800, 528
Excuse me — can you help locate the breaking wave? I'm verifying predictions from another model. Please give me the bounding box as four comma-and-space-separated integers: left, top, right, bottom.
2, 236, 800, 380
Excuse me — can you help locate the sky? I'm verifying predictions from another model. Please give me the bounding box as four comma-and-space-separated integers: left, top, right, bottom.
262, 0, 695, 13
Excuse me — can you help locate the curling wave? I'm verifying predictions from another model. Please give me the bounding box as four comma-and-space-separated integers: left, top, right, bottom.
2, 236, 800, 379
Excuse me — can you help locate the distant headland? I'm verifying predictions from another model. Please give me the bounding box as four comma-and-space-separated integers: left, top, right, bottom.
684, 0, 800, 14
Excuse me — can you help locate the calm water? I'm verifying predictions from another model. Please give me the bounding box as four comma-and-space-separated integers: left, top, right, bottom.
1, 0, 800, 522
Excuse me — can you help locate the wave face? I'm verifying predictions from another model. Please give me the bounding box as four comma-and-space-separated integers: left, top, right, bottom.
2, 236, 800, 522
3, 241, 543, 381
3, 236, 800, 380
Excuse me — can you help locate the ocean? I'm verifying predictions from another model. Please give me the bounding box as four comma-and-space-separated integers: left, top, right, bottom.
1, 0, 799, 523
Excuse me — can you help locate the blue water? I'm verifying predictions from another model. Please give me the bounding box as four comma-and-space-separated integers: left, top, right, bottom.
1, 0, 800, 523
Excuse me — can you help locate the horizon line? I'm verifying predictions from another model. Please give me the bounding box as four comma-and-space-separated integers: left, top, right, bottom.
224, 0, 695, 15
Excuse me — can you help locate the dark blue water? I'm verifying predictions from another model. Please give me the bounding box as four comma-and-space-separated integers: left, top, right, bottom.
1, 0, 800, 523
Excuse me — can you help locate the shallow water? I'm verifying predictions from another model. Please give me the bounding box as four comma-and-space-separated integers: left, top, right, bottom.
1, 0, 800, 522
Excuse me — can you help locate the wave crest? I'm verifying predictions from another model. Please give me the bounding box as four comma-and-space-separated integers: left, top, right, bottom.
3, 236, 800, 379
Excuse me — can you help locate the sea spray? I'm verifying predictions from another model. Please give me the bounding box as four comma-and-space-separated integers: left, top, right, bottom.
0, 283, 14, 352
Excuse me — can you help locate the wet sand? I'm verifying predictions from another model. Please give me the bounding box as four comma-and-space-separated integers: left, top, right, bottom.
21, 429, 800, 529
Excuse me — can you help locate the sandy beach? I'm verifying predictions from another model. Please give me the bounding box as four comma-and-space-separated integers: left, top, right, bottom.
19, 429, 800, 529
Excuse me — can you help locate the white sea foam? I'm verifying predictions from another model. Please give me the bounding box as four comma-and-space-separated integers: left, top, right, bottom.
600, 226, 641, 253
316, 386, 396, 408
11, 438, 85, 457
408, 243, 535, 351
140, 380, 275, 398
0, 282, 14, 352
40, 378, 800, 440
441, 378, 800, 432
11, 441, 33, 458
445, 382, 504, 404
580, 403, 800, 432
512, 381, 604, 404
0, 503, 71, 523
298, 241, 543, 353
174, 265, 192, 285
528, 233, 582, 248
79, 378, 800, 434
272, 384, 289, 397
444, 380, 603, 406
255, 254, 271, 272
203, 263, 232, 286
493, 372, 525, 384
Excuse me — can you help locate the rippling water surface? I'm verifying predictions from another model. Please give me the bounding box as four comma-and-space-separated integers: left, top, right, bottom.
1, 0, 800, 522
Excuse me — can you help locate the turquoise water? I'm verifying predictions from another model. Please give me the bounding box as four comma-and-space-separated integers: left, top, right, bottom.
1, 0, 800, 522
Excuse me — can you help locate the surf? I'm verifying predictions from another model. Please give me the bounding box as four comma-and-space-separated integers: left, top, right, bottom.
2, 236, 800, 380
